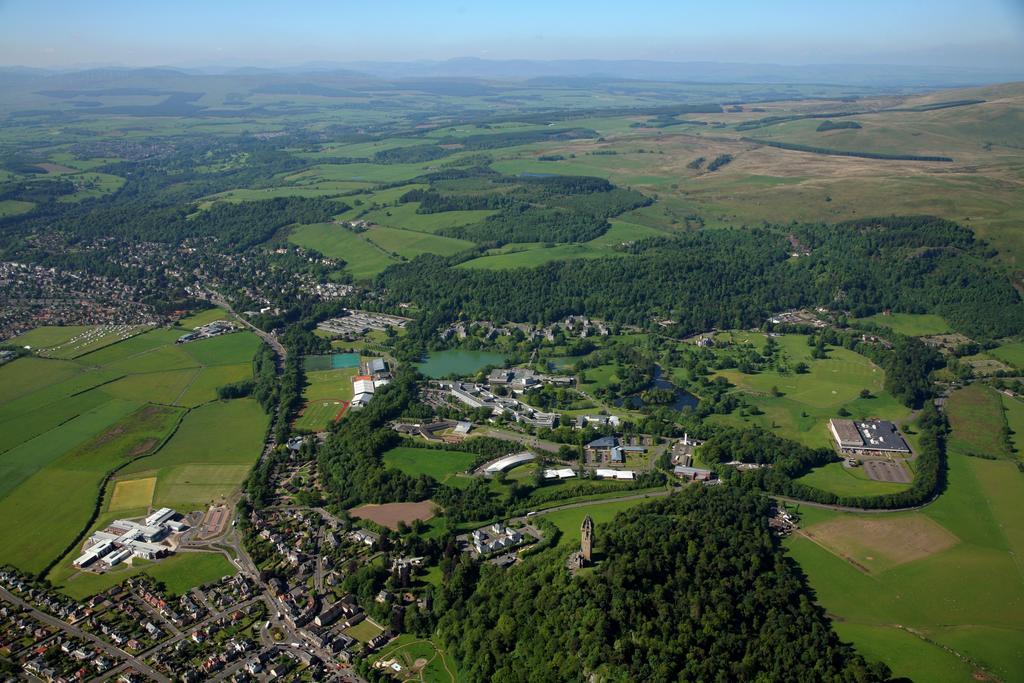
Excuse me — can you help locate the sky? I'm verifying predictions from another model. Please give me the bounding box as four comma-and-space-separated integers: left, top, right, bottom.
0, 0, 1022, 69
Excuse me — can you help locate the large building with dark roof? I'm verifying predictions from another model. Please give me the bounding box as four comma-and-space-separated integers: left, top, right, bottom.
829, 418, 910, 454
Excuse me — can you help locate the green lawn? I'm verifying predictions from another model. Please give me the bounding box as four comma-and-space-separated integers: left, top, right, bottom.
345, 618, 384, 643
542, 497, 658, 549
383, 446, 477, 485
795, 461, 912, 497
854, 313, 952, 336
707, 334, 910, 448
50, 550, 234, 600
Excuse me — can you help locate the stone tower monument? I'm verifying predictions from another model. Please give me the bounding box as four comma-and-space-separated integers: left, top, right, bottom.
580, 515, 594, 563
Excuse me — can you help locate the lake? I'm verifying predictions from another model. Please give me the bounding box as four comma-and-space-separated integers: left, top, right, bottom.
614, 365, 699, 411
415, 350, 507, 378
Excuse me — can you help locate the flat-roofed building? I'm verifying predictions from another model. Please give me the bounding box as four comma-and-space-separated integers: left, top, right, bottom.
144, 507, 175, 527
829, 419, 863, 449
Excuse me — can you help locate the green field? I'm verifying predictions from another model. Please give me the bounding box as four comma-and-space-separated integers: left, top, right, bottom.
383, 446, 478, 485
117, 398, 268, 509
945, 383, 1011, 459
359, 202, 495, 234
853, 313, 952, 336
10, 325, 153, 359
289, 223, 400, 279
1002, 394, 1024, 456
787, 384, 1024, 681
289, 221, 474, 279
0, 356, 84, 404
0, 199, 34, 217
0, 403, 182, 573
0, 320, 267, 586
176, 307, 233, 328
294, 399, 347, 432
991, 341, 1024, 370
8, 325, 95, 350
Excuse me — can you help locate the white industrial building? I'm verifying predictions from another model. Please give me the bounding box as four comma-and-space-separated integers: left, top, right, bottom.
484, 452, 536, 475
594, 469, 635, 480
73, 508, 186, 569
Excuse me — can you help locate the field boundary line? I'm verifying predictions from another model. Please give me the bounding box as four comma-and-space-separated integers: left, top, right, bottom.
170, 367, 203, 406
37, 405, 189, 579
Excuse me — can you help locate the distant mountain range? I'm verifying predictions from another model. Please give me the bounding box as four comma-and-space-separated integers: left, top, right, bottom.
2, 58, 1022, 88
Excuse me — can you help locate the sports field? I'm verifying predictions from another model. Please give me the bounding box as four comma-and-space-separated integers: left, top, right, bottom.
383, 446, 477, 484
294, 399, 347, 431
294, 366, 356, 431
786, 385, 1024, 681
345, 618, 385, 643
108, 476, 156, 511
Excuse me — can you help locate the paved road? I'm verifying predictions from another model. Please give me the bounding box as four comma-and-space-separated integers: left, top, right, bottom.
208, 291, 287, 363
772, 493, 940, 514
0, 586, 170, 683
476, 427, 564, 453
507, 488, 673, 526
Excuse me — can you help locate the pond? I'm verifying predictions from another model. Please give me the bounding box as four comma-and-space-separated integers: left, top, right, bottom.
415, 350, 507, 378
613, 365, 699, 411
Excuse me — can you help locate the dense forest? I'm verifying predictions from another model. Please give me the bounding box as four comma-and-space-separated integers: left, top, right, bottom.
436, 486, 890, 682
378, 216, 1022, 340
